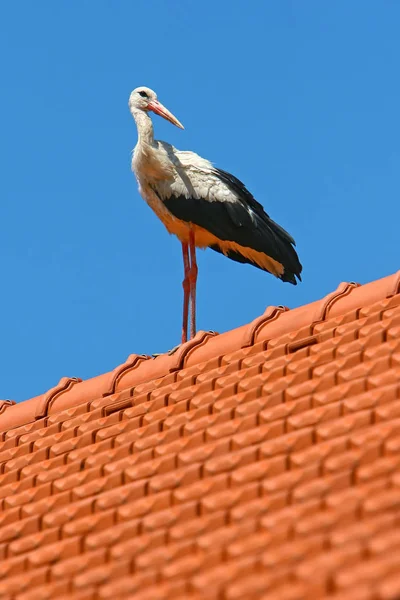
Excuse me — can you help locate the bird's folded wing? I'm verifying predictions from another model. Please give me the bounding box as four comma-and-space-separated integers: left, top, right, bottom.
152, 162, 302, 281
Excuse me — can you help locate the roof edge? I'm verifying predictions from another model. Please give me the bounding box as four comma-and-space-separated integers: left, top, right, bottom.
1, 270, 399, 436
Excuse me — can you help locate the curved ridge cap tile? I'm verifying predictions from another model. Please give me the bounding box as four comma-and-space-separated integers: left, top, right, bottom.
242, 305, 289, 348
116, 331, 218, 389
102, 354, 150, 396
253, 299, 323, 344
35, 377, 83, 419
185, 327, 248, 367
48, 371, 114, 416
386, 269, 400, 297
0, 400, 16, 415
328, 271, 400, 318
0, 394, 43, 434
311, 281, 360, 323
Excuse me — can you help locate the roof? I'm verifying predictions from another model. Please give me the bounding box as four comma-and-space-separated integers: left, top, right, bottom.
1, 270, 400, 600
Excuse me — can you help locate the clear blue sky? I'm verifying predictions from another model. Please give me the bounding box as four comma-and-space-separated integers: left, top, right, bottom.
1, 1, 399, 402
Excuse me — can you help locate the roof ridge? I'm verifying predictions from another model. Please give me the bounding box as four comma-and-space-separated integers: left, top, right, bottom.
1, 270, 399, 435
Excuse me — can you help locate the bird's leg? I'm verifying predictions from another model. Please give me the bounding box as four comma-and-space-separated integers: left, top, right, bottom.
188, 228, 198, 340
181, 242, 190, 345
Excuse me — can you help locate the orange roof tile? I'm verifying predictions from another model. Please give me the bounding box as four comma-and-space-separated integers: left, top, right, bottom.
1, 270, 400, 599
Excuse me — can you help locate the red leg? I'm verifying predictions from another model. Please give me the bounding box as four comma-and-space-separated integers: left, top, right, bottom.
188, 229, 198, 340
181, 242, 190, 344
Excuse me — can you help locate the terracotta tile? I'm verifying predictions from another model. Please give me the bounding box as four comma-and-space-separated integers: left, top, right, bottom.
131, 426, 182, 452
201, 482, 259, 514
178, 438, 230, 468
356, 456, 400, 484
15, 580, 70, 600
287, 403, 342, 431
58, 590, 97, 600
85, 518, 140, 551
19, 453, 66, 479
322, 586, 374, 600
103, 447, 153, 476
0, 469, 19, 488
110, 530, 166, 562
62, 509, 115, 539
0, 506, 20, 530
72, 560, 131, 591
169, 511, 226, 543
225, 572, 275, 600
97, 572, 158, 599
47, 402, 89, 426
229, 395, 275, 419
378, 572, 400, 600
290, 435, 348, 470
313, 380, 367, 407
231, 420, 285, 449
35, 461, 81, 485
204, 445, 258, 478
4, 447, 48, 473
231, 455, 286, 487
142, 501, 198, 533
77, 440, 131, 470
136, 539, 194, 572
0, 554, 27, 579
363, 488, 400, 515
42, 497, 93, 529
260, 499, 321, 542
53, 466, 103, 494
8, 526, 59, 556
260, 428, 314, 458
17, 421, 62, 445
4, 418, 45, 442
258, 582, 311, 600
334, 553, 400, 590
330, 512, 396, 548
115, 490, 171, 521
21, 490, 71, 518
196, 520, 256, 554
27, 537, 80, 568
262, 535, 325, 571
230, 492, 288, 523
4, 482, 52, 510
190, 554, 256, 593
316, 410, 373, 442
49, 432, 94, 458
326, 478, 389, 515
385, 434, 400, 456
122, 580, 187, 600
375, 399, 400, 422
296, 542, 363, 589
0, 444, 30, 464
142, 400, 190, 429
258, 396, 312, 424
367, 528, 400, 556
173, 474, 228, 504
72, 471, 123, 501
0, 567, 48, 596
0, 476, 35, 500
94, 417, 142, 443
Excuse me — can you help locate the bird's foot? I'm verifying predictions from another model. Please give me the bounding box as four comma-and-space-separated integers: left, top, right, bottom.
152, 344, 181, 358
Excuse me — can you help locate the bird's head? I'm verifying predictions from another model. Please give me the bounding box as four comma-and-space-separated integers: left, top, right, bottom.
128, 86, 184, 129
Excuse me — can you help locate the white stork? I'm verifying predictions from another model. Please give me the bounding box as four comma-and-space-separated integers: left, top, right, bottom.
129, 86, 302, 344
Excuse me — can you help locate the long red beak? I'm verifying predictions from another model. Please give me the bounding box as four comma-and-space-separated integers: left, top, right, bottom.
148, 100, 184, 130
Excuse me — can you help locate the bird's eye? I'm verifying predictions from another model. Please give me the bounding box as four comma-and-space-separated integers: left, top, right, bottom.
138, 91, 148, 98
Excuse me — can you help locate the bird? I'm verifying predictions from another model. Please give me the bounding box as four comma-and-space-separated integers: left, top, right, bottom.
129, 86, 302, 345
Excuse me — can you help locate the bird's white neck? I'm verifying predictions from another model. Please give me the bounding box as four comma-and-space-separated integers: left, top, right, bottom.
132, 109, 154, 146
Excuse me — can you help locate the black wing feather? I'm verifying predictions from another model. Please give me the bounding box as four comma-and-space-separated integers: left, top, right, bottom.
159, 167, 302, 284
